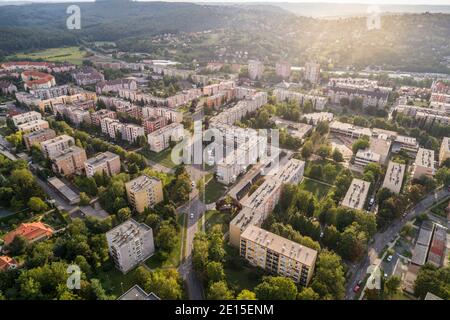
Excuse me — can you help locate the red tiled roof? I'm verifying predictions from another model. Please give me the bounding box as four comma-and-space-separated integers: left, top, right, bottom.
3, 61, 50, 68
0, 256, 18, 271
21, 71, 55, 87
3, 222, 54, 245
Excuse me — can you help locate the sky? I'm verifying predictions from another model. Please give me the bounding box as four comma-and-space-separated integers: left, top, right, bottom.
1, 0, 450, 4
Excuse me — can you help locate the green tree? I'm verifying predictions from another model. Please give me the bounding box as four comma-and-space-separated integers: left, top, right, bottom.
79, 192, 91, 206
28, 197, 48, 213
384, 276, 401, 298
435, 167, 450, 186
311, 250, 346, 300
254, 276, 297, 300
206, 261, 225, 283
297, 287, 320, 300
117, 207, 132, 222
332, 149, 344, 162
6, 235, 28, 255
352, 138, 369, 154
301, 141, 313, 159
236, 289, 257, 300
155, 221, 177, 253
207, 281, 234, 300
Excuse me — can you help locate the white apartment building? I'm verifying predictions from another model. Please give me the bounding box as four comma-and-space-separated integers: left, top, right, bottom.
342, 178, 371, 211
382, 161, 406, 194
17, 119, 49, 133
84, 151, 121, 178
248, 60, 264, 80
275, 61, 291, 79
302, 112, 334, 125
40, 134, 75, 159
141, 107, 183, 123
11, 111, 42, 126
439, 137, 450, 166
125, 175, 164, 213
121, 124, 145, 143
101, 117, 124, 140
106, 219, 155, 274
147, 123, 184, 153
273, 89, 328, 111
412, 148, 435, 180
304, 62, 320, 84
354, 149, 381, 168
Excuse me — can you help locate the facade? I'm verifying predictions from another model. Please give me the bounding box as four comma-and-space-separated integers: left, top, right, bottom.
439, 137, 450, 166
11, 111, 42, 126
147, 123, 184, 153
40, 135, 75, 159
412, 148, 435, 180
71, 67, 105, 86
354, 149, 381, 168
17, 119, 49, 133
275, 61, 291, 79
21, 71, 56, 90
121, 123, 145, 143
142, 116, 167, 134
273, 89, 328, 111
0, 80, 17, 95
51, 146, 87, 176
240, 225, 317, 286
302, 112, 334, 125
96, 79, 137, 94
3, 222, 54, 246
106, 219, 155, 274
248, 60, 264, 80
23, 128, 56, 150
100, 117, 123, 139
141, 107, 183, 124
382, 161, 406, 194
90, 109, 117, 126
341, 178, 371, 211
85, 151, 121, 178
125, 175, 164, 213
304, 62, 320, 84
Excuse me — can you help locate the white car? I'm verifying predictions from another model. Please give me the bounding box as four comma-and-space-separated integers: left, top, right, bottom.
386, 255, 393, 262
190, 213, 194, 219
191, 181, 196, 187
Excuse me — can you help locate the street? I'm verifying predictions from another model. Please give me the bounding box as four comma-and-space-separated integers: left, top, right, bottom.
345, 187, 450, 299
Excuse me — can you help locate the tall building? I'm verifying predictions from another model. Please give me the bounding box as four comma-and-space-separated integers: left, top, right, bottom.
304, 62, 320, 84
51, 146, 87, 176
84, 151, 121, 178
106, 219, 155, 274
40, 135, 75, 159
341, 178, 371, 211
90, 109, 117, 126
439, 137, 450, 166
147, 123, 184, 153
240, 225, 317, 286
11, 111, 42, 126
17, 119, 49, 133
412, 148, 435, 180
248, 60, 264, 80
125, 175, 164, 213
121, 123, 145, 143
382, 161, 406, 194
275, 61, 291, 79
23, 128, 56, 150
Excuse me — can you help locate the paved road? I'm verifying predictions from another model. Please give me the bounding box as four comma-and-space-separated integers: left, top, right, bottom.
345, 188, 450, 299
177, 195, 206, 300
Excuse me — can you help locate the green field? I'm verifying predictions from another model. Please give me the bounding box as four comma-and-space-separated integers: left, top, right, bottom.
202, 178, 227, 204
140, 148, 176, 169
8, 47, 87, 65
300, 178, 332, 199
204, 210, 230, 233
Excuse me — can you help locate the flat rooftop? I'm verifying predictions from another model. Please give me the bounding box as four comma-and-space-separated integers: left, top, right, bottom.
47, 176, 80, 204
355, 149, 381, 163
106, 219, 151, 248
382, 161, 406, 194
241, 225, 317, 267
342, 178, 371, 211
126, 175, 160, 193
85, 151, 118, 166
415, 148, 435, 169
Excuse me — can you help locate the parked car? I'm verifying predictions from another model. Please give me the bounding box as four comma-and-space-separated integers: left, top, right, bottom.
353, 284, 361, 293
386, 255, 393, 262
190, 213, 194, 219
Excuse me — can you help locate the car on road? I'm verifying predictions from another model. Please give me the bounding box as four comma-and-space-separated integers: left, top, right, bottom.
386, 255, 393, 262
190, 213, 194, 219
369, 197, 375, 206
353, 284, 361, 293
402, 212, 408, 218
191, 181, 196, 188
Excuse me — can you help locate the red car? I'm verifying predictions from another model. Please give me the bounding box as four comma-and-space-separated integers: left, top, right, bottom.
353, 284, 361, 293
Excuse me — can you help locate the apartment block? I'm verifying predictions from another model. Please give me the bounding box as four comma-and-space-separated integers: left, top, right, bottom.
248, 60, 264, 80
147, 123, 184, 153
141, 107, 183, 124
439, 137, 450, 166
125, 175, 164, 213
304, 62, 320, 84
354, 149, 381, 168
342, 178, 371, 211
101, 117, 123, 139
85, 151, 121, 178
96, 79, 137, 94
302, 112, 334, 125
40, 134, 75, 159
90, 109, 117, 126
412, 148, 435, 180
106, 219, 155, 274
274, 89, 328, 111
240, 225, 317, 286
11, 111, 42, 126
17, 119, 49, 133
142, 116, 167, 134
23, 128, 56, 150
51, 146, 87, 176
121, 123, 145, 143
382, 161, 406, 194
275, 61, 291, 79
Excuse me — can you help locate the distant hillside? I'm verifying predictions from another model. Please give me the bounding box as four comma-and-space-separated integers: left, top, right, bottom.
0, 1, 449, 74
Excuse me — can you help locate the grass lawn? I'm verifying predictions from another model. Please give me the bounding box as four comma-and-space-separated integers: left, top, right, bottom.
96, 266, 139, 298
224, 246, 263, 292
8, 47, 87, 65
299, 178, 332, 199
140, 148, 176, 168
204, 210, 230, 234
145, 214, 183, 269
429, 197, 449, 217
202, 178, 227, 204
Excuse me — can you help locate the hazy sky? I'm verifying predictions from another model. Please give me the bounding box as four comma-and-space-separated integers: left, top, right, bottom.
1, 0, 450, 4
